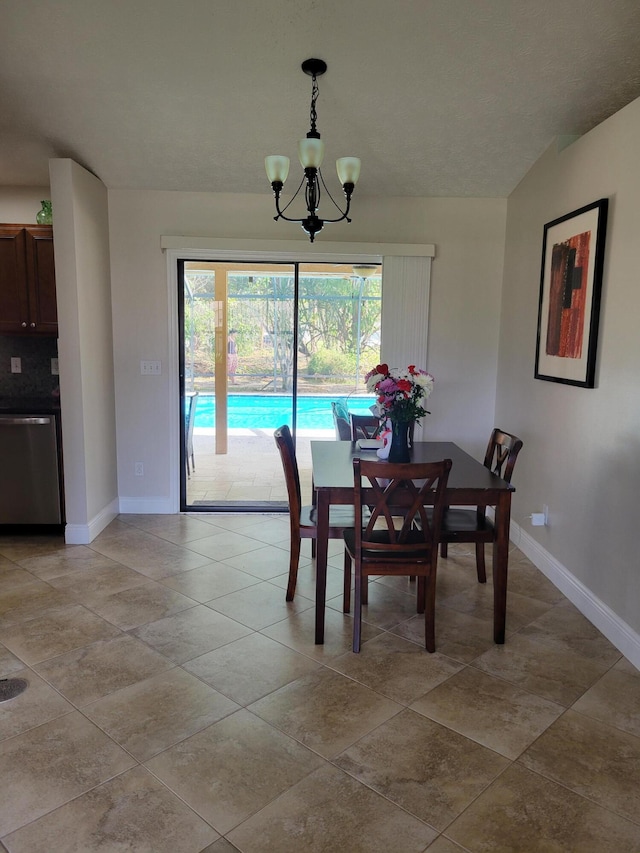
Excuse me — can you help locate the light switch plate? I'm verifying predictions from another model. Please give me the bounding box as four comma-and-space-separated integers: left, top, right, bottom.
140, 360, 161, 375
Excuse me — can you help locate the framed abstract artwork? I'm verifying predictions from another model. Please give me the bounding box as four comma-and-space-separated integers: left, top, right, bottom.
535, 198, 608, 388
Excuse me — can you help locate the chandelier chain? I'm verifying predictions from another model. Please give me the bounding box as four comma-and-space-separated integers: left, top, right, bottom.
309, 74, 320, 136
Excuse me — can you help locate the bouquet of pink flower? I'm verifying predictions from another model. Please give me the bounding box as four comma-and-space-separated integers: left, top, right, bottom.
364, 363, 434, 424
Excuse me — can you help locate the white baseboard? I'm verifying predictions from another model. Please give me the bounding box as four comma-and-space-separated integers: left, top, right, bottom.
118, 496, 175, 514
511, 520, 640, 671
64, 499, 119, 545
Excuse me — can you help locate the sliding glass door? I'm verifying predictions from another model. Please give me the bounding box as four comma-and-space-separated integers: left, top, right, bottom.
179, 259, 381, 512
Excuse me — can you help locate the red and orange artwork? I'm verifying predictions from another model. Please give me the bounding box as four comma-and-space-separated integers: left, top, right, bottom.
545, 230, 591, 358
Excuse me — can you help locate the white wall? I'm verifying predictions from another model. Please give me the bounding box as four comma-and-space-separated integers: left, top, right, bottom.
49, 159, 118, 541
0, 187, 50, 223
107, 191, 507, 505
497, 96, 640, 651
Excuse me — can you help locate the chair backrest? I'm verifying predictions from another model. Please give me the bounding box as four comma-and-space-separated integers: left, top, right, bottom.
353, 458, 452, 561
350, 413, 380, 441
331, 401, 352, 441
274, 425, 301, 518
483, 429, 523, 484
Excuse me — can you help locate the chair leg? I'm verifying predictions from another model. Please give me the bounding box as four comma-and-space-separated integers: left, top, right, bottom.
424, 571, 436, 653
286, 536, 301, 601
416, 577, 425, 613
311, 540, 316, 558
475, 543, 487, 583
362, 576, 368, 605
440, 542, 448, 558
343, 551, 351, 613
353, 568, 363, 653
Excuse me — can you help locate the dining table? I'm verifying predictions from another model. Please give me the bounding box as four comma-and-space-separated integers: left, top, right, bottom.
310, 440, 515, 645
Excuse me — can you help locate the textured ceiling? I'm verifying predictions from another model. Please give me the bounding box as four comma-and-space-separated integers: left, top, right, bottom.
1, 0, 640, 198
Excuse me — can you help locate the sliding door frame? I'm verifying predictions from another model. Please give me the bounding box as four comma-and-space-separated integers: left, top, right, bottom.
164, 239, 435, 513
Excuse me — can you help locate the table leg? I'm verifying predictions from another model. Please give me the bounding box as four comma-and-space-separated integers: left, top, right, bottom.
492, 491, 512, 644
315, 490, 330, 644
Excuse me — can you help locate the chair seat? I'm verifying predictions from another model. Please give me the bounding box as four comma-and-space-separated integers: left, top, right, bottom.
440, 508, 495, 540
344, 527, 431, 561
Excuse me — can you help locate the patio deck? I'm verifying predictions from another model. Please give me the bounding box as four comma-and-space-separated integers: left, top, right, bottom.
185, 429, 333, 507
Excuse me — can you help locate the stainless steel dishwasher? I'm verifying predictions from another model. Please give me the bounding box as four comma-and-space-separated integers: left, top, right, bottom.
0, 414, 62, 524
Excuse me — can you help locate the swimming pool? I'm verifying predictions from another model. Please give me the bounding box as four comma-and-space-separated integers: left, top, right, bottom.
193, 394, 375, 431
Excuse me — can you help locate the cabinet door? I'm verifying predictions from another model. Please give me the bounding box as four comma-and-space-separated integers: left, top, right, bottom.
24, 226, 58, 335
0, 226, 30, 334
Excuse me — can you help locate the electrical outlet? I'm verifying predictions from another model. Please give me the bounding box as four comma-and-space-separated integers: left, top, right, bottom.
135, 462, 144, 476
10, 357, 21, 374
51, 358, 59, 375
531, 512, 545, 526
140, 360, 161, 375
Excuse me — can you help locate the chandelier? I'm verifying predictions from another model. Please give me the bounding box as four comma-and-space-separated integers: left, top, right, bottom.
265, 58, 361, 243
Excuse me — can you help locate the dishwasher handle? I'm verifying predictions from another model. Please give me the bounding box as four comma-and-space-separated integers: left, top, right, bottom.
0, 416, 52, 426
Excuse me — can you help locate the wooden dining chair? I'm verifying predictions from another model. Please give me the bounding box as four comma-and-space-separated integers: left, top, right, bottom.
274, 425, 354, 603
440, 428, 523, 582
344, 457, 452, 652
349, 413, 380, 441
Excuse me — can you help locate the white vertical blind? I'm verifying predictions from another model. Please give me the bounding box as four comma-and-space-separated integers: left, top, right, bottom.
380, 255, 432, 439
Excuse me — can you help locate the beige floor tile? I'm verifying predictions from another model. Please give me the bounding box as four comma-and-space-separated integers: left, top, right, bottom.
473, 631, 620, 706
520, 602, 622, 666
183, 632, 320, 705
185, 531, 266, 562
200, 840, 241, 853
147, 709, 323, 834
0, 537, 66, 563
572, 667, 640, 738
519, 709, 640, 824
118, 512, 228, 544
447, 762, 640, 852
14, 545, 121, 580
440, 584, 553, 632
614, 656, 640, 677
88, 581, 196, 630
0, 603, 122, 665
505, 556, 567, 604
269, 561, 347, 603
336, 708, 508, 830
46, 562, 149, 605
248, 667, 402, 758
0, 562, 41, 592
410, 665, 564, 759
0, 668, 73, 740
3, 765, 218, 853
0, 642, 25, 677
89, 529, 212, 579
220, 544, 297, 579
205, 581, 313, 630
260, 605, 382, 661
0, 711, 135, 837
227, 763, 437, 852
131, 603, 252, 663
160, 561, 262, 601
83, 667, 239, 761
392, 604, 496, 662
0, 581, 74, 628
424, 838, 467, 852
331, 632, 464, 704
34, 634, 175, 706
328, 580, 420, 631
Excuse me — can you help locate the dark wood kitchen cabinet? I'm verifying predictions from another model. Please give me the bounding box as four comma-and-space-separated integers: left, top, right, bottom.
0, 224, 58, 336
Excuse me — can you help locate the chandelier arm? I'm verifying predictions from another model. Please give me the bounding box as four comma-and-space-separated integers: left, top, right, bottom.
272, 175, 307, 222
316, 169, 353, 223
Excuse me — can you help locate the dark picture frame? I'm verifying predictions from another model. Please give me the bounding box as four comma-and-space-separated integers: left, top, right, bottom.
535, 198, 608, 388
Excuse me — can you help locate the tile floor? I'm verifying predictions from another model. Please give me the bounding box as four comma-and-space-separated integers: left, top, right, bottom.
0, 514, 639, 852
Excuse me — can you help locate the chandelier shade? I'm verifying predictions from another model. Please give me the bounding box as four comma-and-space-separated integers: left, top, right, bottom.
265, 58, 360, 242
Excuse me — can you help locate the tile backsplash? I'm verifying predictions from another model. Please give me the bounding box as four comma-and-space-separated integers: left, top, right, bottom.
0, 335, 59, 397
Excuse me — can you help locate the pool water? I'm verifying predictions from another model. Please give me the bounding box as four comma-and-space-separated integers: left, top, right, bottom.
193, 394, 374, 431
